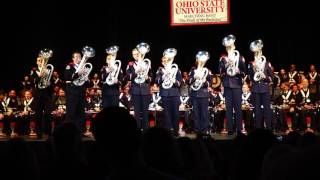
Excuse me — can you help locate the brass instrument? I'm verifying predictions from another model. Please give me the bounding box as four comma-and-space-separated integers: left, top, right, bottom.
226, 50, 240, 77
105, 46, 122, 85
161, 48, 178, 89
250, 39, 267, 82
222, 34, 239, 77
134, 42, 151, 84
73, 46, 95, 86
190, 51, 210, 91
38, 49, 54, 89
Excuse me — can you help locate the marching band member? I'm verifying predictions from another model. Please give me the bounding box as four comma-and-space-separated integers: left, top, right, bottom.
306, 64, 319, 100
51, 71, 63, 88
0, 91, 8, 136
289, 84, 301, 131
210, 85, 226, 133
279, 69, 289, 85
276, 82, 294, 133
51, 88, 67, 132
298, 79, 317, 132
64, 46, 95, 133
288, 64, 299, 86
21, 75, 33, 91
189, 51, 212, 134
270, 66, 281, 103
119, 84, 133, 112
101, 45, 123, 108
155, 48, 182, 136
219, 34, 246, 135
91, 73, 102, 89
247, 39, 272, 130
2, 90, 20, 136
30, 50, 54, 138
241, 83, 253, 133
125, 43, 152, 131
18, 90, 36, 136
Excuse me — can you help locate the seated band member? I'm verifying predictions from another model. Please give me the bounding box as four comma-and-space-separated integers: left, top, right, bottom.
288, 64, 299, 86
247, 39, 272, 130
298, 79, 317, 132
101, 45, 123, 108
91, 73, 102, 89
18, 90, 36, 136
125, 43, 152, 131
306, 64, 319, 99
218, 34, 246, 135
276, 82, 294, 133
155, 48, 182, 136
241, 83, 253, 133
51, 71, 63, 88
189, 51, 212, 134
288, 84, 301, 131
209, 85, 226, 133
270, 66, 281, 104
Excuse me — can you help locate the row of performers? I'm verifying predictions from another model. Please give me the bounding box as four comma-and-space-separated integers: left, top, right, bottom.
1, 78, 319, 137
4, 34, 320, 137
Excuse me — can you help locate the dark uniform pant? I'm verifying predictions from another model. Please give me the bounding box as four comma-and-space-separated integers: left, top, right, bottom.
191, 97, 209, 133
132, 95, 151, 130
253, 92, 272, 130
162, 96, 180, 132
34, 88, 51, 136
66, 85, 85, 132
224, 87, 242, 133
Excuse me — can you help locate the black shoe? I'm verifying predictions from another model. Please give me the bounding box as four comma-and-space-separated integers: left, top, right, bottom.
228, 131, 234, 135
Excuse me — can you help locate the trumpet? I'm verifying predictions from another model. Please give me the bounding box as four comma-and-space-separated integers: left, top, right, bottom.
134, 42, 151, 84
73, 46, 95, 86
38, 49, 54, 89
190, 51, 209, 91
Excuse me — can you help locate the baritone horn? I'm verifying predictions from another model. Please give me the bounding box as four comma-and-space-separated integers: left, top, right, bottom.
134, 42, 151, 84
38, 49, 54, 89
73, 46, 95, 86
105, 45, 122, 85
250, 39, 266, 82
190, 51, 209, 91
161, 48, 178, 89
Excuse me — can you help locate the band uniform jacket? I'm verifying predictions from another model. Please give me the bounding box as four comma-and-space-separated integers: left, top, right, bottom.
101, 65, 124, 96
218, 53, 246, 89
188, 66, 212, 98
155, 66, 183, 97
125, 61, 152, 95
247, 60, 272, 93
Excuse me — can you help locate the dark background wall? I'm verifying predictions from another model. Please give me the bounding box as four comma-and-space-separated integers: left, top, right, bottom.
1, 0, 317, 91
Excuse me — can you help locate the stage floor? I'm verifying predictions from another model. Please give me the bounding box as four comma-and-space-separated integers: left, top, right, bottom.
0, 131, 306, 142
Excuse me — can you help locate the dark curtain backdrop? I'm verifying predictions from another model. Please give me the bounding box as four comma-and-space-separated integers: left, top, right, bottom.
1, 0, 317, 91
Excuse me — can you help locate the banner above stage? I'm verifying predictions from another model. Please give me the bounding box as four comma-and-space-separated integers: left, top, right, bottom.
170, 0, 230, 26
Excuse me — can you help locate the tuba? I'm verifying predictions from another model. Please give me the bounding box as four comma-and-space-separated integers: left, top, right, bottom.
161, 48, 178, 89
73, 46, 95, 86
105, 46, 122, 85
38, 49, 54, 89
134, 42, 151, 84
191, 51, 209, 91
